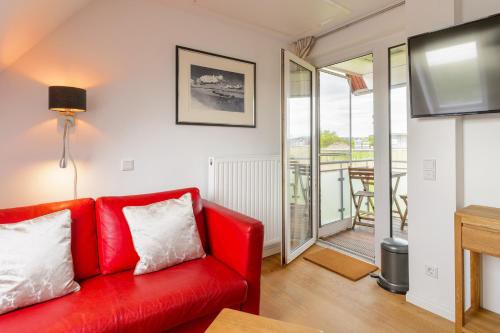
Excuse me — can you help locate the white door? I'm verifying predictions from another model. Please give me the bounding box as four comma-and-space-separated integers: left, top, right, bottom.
281, 50, 318, 265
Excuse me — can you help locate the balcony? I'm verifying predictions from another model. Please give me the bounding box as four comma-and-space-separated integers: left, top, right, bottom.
288, 150, 408, 262
318, 155, 407, 262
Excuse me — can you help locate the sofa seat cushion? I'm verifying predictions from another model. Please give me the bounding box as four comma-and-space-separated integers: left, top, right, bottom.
0, 256, 247, 333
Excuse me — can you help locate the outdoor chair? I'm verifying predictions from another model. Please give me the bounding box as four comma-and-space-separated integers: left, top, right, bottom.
348, 167, 375, 229
400, 194, 408, 229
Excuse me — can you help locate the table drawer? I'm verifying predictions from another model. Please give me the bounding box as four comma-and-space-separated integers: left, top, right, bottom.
462, 225, 500, 257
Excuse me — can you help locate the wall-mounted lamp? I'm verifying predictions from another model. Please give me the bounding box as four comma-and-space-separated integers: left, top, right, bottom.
49, 86, 86, 198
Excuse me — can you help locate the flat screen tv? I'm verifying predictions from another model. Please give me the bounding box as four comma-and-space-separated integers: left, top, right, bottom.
409, 13, 500, 118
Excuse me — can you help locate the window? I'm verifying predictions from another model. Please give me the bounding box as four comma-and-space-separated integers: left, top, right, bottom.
389, 44, 408, 239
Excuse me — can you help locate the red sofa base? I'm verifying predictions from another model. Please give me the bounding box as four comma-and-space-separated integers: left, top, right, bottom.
0, 188, 264, 333
0, 257, 247, 333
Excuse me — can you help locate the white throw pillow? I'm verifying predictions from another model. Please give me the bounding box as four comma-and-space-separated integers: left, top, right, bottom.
123, 193, 206, 275
0, 209, 80, 315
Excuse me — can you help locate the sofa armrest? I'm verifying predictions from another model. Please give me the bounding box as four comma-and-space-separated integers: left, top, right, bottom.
202, 200, 264, 314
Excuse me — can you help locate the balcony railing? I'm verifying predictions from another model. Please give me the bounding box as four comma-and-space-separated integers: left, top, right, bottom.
289, 152, 407, 227
319, 157, 407, 227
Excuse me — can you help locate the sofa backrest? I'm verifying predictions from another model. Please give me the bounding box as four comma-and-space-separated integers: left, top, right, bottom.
0, 198, 100, 281
95, 187, 207, 275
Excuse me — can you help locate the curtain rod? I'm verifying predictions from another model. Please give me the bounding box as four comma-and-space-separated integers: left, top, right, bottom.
316, 1, 406, 40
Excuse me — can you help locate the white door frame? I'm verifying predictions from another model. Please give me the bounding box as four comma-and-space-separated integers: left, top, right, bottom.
281, 49, 318, 265
312, 32, 406, 266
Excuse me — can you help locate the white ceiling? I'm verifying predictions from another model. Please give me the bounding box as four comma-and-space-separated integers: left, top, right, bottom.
0, 0, 92, 72
169, 0, 403, 40
0, 0, 402, 72
327, 54, 374, 75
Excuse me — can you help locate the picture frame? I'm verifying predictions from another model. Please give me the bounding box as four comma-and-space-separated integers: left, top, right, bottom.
176, 46, 256, 128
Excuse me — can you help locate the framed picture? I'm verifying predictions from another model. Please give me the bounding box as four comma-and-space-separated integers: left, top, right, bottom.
176, 46, 256, 127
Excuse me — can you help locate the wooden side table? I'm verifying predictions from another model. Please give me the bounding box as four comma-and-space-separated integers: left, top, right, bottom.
455, 205, 500, 333
205, 308, 324, 333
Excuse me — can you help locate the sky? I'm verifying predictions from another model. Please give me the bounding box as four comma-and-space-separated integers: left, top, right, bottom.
288, 72, 408, 139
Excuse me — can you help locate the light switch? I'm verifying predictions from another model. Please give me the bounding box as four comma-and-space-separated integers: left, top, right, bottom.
423, 169, 436, 181
121, 160, 134, 171
423, 159, 436, 181
423, 159, 436, 171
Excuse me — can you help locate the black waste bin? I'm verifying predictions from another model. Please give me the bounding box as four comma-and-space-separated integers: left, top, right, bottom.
376, 237, 409, 294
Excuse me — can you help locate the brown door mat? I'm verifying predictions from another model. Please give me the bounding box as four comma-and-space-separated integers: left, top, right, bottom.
304, 248, 378, 281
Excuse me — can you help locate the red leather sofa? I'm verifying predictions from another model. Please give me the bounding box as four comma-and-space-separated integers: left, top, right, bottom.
0, 187, 264, 333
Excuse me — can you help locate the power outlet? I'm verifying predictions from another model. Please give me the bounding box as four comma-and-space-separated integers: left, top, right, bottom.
121, 160, 134, 171
425, 265, 438, 279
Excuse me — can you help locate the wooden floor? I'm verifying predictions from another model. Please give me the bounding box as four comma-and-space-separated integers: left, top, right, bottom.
260, 245, 453, 333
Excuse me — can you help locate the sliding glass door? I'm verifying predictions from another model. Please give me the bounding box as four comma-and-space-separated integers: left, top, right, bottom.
281, 50, 317, 264
317, 54, 375, 262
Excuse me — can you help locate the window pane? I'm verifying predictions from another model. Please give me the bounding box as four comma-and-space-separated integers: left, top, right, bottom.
319, 71, 350, 225
288, 60, 313, 251
389, 44, 408, 239
351, 91, 374, 165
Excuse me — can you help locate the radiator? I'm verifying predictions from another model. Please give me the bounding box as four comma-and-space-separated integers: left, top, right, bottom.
208, 156, 281, 250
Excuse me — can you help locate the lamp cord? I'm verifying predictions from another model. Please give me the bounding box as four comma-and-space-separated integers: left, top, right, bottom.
63, 118, 78, 200
60, 119, 68, 167
68, 131, 78, 200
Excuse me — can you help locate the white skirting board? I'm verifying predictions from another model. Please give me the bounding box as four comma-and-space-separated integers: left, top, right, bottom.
406, 292, 454, 321
263, 241, 281, 257
208, 156, 281, 257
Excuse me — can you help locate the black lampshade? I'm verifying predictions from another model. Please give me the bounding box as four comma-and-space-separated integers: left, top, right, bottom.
49, 86, 86, 113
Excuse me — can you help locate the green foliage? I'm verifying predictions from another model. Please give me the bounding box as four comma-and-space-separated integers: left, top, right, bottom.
320, 130, 349, 148
368, 135, 375, 148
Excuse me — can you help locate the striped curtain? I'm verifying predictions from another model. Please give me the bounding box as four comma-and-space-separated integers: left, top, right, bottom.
292, 36, 315, 59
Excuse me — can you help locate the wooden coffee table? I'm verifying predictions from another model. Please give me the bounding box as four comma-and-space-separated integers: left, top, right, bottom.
205, 308, 324, 333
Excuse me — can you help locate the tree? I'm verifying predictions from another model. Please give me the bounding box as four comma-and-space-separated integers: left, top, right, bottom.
320, 130, 348, 148
368, 135, 375, 148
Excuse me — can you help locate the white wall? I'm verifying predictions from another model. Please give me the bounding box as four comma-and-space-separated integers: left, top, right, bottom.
405, 0, 461, 321
0, 0, 93, 71
407, 0, 500, 320
0, 0, 286, 207
461, 0, 500, 315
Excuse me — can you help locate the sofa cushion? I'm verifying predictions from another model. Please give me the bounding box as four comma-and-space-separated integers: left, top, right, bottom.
96, 188, 207, 275
0, 210, 80, 315
0, 256, 247, 333
0, 198, 99, 281
123, 193, 206, 275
